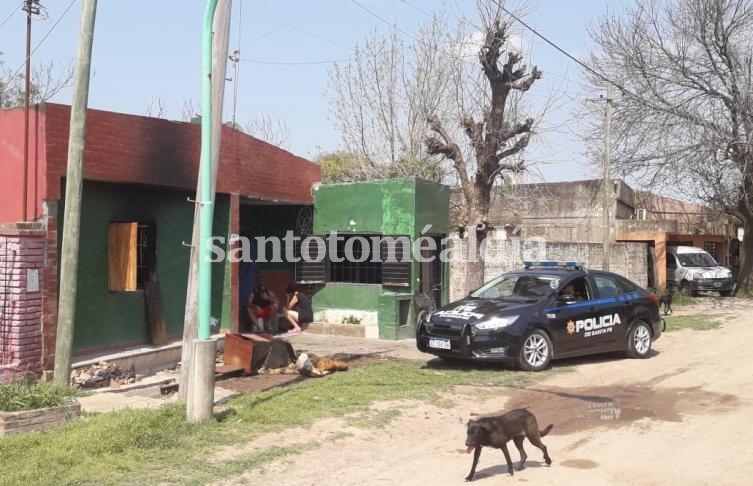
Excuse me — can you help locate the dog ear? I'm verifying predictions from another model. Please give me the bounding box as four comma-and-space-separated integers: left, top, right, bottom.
479, 421, 494, 433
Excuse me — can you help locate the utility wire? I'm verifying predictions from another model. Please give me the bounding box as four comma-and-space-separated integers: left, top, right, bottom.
240, 57, 351, 66
0, 1, 23, 31
351, 0, 475, 59
400, 0, 434, 18
9, 0, 76, 79
258, 0, 351, 50
494, 1, 630, 95
239, 22, 284, 52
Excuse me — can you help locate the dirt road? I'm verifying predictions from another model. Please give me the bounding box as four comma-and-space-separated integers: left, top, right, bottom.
221, 299, 753, 486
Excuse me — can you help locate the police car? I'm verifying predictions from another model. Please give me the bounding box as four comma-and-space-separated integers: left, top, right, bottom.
416, 261, 664, 371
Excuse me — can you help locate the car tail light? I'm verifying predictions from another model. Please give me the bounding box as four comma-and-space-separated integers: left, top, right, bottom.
648, 294, 660, 306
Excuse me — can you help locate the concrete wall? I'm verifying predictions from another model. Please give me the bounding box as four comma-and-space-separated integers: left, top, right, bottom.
312, 178, 449, 339
448, 235, 649, 301
479, 179, 635, 227
0, 225, 45, 380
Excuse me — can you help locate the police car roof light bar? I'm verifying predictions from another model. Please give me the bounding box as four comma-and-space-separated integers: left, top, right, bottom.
523, 260, 583, 270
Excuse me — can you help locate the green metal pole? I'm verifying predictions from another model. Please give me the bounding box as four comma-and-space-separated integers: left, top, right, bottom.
199, 0, 218, 340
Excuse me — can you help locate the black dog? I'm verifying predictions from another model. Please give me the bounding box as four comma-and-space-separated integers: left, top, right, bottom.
660, 290, 673, 316
464, 408, 553, 481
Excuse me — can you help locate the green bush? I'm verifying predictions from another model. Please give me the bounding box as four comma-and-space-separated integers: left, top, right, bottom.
341, 315, 362, 325
0, 378, 78, 413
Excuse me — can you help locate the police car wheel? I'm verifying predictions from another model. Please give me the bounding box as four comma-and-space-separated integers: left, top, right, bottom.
518, 330, 552, 371
627, 322, 652, 359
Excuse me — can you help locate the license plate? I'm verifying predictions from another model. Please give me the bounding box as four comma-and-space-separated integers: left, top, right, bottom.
429, 338, 451, 350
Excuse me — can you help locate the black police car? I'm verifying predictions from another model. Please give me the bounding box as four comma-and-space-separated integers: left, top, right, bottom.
416, 261, 664, 371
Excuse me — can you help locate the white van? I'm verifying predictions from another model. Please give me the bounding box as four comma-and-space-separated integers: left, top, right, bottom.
666, 246, 734, 296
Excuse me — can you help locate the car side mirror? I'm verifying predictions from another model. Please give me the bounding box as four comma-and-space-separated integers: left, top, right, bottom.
557, 294, 576, 305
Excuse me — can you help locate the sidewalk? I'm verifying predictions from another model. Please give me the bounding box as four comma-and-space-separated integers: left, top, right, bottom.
279, 332, 426, 361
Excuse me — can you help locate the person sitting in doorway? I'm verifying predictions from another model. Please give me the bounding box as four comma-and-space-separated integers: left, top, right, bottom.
246, 284, 279, 333
282, 285, 313, 335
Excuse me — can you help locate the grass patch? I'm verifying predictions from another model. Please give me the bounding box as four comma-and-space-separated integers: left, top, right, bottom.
669, 290, 698, 307
664, 314, 722, 332
0, 379, 79, 413
346, 408, 401, 429
0, 360, 558, 486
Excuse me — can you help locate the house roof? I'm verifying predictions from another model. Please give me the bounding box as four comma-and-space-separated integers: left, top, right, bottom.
0, 103, 321, 222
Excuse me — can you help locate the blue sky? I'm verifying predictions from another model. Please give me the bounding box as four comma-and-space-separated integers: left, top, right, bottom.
0, 0, 629, 182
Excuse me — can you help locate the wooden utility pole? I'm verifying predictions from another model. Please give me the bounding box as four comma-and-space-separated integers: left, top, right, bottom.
53, 0, 97, 387
178, 0, 232, 404
602, 84, 614, 271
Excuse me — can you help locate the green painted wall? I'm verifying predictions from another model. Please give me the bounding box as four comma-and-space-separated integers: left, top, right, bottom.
313, 283, 382, 310
312, 178, 449, 339
59, 181, 229, 351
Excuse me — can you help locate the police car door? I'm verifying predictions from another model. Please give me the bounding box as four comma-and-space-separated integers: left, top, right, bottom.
589, 274, 628, 347
546, 276, 599, 355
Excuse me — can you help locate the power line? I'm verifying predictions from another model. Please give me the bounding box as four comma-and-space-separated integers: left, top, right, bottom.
0, 1, 23, 31
240, 57, 351, 66
258, 0, 352, 50
239, 22, 284, 52
351, 0, 475, 60
400, 0, 433, 18
10, 0, 76, 79
494, 2, 629, 95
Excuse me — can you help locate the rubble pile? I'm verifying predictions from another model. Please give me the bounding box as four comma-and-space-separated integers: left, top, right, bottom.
70, 362, 137, 389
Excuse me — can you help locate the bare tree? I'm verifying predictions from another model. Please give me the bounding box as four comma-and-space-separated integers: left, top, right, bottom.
143, 96, 170, 118
424, 2, 543, 289
1, 55, 73, 108
327, 13, 460, 179
584, 0, 753, 292
243, 112, 291, 148
179, 98, 201, 122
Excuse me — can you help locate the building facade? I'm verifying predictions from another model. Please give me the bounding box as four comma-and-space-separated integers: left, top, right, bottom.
0, 103, 320, 378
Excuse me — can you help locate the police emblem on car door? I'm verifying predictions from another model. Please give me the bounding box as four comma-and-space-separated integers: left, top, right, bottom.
545, 276, 599, 355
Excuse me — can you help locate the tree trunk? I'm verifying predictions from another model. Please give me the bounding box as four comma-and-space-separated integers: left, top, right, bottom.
737, 216, 753, 294
464, 186, 492, 292
465, 226, 488, 292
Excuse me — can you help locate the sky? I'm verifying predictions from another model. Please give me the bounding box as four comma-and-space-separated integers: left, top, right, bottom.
0, 0, 631, 182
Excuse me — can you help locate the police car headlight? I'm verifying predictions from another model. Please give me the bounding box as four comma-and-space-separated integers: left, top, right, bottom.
473, 315, 519, 331
692, 273, 702, 280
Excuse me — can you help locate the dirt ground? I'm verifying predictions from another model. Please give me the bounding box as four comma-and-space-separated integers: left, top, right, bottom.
219, 298, 753, 486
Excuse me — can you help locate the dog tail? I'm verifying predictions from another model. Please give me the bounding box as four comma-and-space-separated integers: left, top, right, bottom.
540, 424, 554, 437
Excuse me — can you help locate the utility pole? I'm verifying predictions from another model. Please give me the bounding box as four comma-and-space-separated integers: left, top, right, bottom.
229, 49, 239, 129
602, 83, 614, 271
22, 0, 41, 221
53, 0, 97, 387
179, 0, 231, 414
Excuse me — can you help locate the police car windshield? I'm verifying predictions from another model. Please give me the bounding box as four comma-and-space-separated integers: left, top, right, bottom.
677, 252, 717, 268
470, 273, 557, 301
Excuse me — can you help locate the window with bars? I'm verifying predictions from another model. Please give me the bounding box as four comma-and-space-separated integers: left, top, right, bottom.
703, 242, 718, 261
329, 235, 382, 284
293, 234, 412, 287
108, 222, 156, 291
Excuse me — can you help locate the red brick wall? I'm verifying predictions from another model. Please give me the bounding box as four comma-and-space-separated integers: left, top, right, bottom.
42, 103, 320, 205
0, 108, 46, 223
0, 227, 45, 381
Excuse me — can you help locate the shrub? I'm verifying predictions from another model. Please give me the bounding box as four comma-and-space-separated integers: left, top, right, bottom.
0, 378, 78, 413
